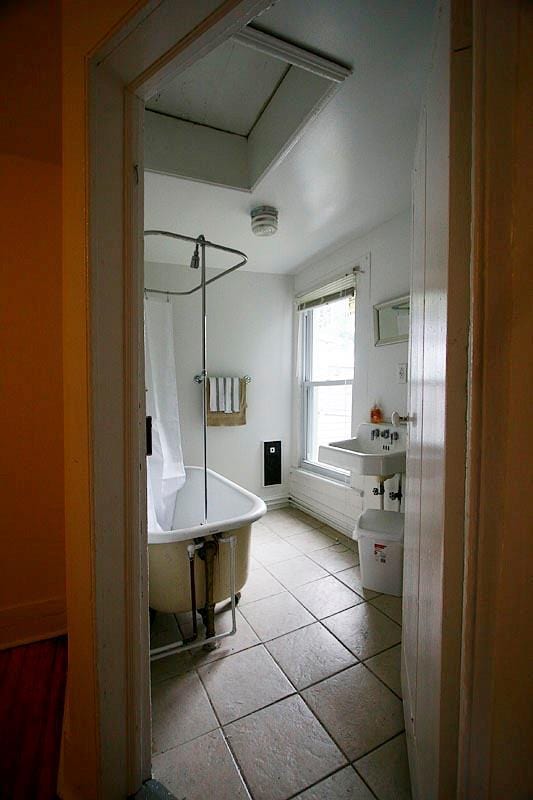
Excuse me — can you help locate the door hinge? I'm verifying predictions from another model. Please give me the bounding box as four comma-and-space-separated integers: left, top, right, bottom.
146, 416, 152, 456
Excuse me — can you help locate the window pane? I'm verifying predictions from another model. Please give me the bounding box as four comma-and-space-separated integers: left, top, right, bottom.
306, 384, 352, 464
310, 296, 355, 381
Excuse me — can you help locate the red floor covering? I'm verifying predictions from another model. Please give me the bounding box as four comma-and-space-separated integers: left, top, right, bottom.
0, 636, 67, 800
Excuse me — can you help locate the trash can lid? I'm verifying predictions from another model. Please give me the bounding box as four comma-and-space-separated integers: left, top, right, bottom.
356, 510, 404, 539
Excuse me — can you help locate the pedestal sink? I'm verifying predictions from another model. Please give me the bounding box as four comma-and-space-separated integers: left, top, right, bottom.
318, 422, 406, 477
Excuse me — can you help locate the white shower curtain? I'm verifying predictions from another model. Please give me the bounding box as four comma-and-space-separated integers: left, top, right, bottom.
145, 296, 186, 532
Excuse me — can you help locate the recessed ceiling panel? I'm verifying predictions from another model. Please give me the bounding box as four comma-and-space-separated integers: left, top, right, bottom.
146, 40, 288, 136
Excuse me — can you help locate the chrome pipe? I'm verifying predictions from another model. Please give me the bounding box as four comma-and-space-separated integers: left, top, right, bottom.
149, 534, 238, 660
200, 236, 208, 525
143, 230, 247, 297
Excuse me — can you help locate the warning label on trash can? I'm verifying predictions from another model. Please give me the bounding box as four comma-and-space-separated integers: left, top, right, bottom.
374, 543, 387, 563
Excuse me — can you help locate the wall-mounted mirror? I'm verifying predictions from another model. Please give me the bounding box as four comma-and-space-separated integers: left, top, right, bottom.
373, 294, 410, 346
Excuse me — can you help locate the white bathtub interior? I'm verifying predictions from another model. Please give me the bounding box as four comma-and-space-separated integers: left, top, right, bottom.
148, 466, 266, 543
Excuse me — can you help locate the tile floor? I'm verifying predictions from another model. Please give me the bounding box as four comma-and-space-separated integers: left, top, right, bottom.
150, 507, 410, 800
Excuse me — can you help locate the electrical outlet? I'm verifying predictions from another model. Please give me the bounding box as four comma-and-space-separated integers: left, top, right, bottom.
397, 363, 408, 383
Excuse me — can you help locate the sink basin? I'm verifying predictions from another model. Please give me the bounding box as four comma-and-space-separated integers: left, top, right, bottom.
318, 422, 406, 477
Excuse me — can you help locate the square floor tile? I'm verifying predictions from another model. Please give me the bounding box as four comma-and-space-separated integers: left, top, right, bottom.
225, 695, 346, 800
252, 525, 283, 543
198, 645, 294, 724
252, 538, 301, 565
264, 509, 293, 522
302, 664, 404, 760
323, 604, 401, 660
150, 648, 194, 686
187, 608, 260, 667
153, 729, 249, 800
318, 524, 347, 541
267, 555, 328, 589
370, 594, 403, 624
151, 671, 218, 754
266, 622, 356, 690
240, 565, 285, 605
292, 575, 363, 619
150, 613, 195, 684
335, 565, 380, 599
310, 545, 359, 572
286, 528, 339, 554
239, 591, 314, 641
293, 765, 375, 800
261, 510, 295, 531
289, 509, 323, 529
365, 644, 402, 697
355, 734, 412, 800
264, 514, 317, 538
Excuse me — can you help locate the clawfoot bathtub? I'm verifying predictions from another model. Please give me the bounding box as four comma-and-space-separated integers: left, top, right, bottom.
148, 466, 266, 614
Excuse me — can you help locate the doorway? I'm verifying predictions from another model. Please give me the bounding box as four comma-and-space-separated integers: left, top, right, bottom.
69, 0, 472, 797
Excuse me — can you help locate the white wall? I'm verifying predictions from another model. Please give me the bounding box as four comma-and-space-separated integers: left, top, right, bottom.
291, 209, 411, 528
145, 262, 294, 504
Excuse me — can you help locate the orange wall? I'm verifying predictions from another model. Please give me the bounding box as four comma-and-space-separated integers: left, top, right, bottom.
0, 0, 65, 647
61, 2, 146, 797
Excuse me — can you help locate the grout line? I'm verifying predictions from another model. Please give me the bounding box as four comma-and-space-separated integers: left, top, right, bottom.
222, 731, 255, 799
151, 719, 221, 757
368, 597, 403, 626
359, 653, 403, 701
265, 646, 359, 693
352, 729, 408, 766
242, 544, 400, 666
284, 764, 380, 800
296, 684, 405, 791
195, 658, 256, 799
151, 508, 405, 799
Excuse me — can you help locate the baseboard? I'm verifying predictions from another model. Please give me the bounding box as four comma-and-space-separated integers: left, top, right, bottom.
264, 495, 290, 511
289, 496, 356, 539
0, 596, 67, 650
288, 467, 362, 541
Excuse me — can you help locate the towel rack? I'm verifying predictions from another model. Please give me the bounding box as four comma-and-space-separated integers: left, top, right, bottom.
194, 374, 252, 384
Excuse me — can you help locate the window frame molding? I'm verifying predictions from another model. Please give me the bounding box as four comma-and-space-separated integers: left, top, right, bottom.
299, 293, 356, 481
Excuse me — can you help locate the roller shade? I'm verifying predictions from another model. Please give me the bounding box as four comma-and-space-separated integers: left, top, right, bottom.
296, 270, 356, 311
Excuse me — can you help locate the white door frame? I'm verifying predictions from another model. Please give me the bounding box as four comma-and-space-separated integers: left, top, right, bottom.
77, 0, 502, 796
76, 2, 274, 796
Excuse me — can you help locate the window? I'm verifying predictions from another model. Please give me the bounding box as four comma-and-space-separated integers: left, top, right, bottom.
298, 276, 356, 478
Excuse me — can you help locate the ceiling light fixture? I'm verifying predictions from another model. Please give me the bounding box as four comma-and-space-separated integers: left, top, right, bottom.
251, 205, 278, 237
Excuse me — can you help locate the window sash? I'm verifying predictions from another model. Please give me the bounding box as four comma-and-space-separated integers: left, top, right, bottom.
300, 306, 354, 479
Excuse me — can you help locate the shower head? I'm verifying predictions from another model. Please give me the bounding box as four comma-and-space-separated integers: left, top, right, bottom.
190, 243, 200, 269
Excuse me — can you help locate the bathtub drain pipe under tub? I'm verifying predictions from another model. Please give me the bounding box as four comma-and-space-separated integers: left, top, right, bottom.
150, 534, 237, 660
185, 543, 199, 643
202, 539, 218, 647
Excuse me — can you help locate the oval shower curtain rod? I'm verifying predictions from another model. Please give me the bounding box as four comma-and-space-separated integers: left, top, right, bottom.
143, 229, 248, 297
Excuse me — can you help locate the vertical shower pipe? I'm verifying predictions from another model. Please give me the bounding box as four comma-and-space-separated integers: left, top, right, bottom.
200, 235, 208, 524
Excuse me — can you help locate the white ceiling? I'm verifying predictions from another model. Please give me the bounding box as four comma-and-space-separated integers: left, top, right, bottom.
146, 40, 288, 137
144, 0, 435, 275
